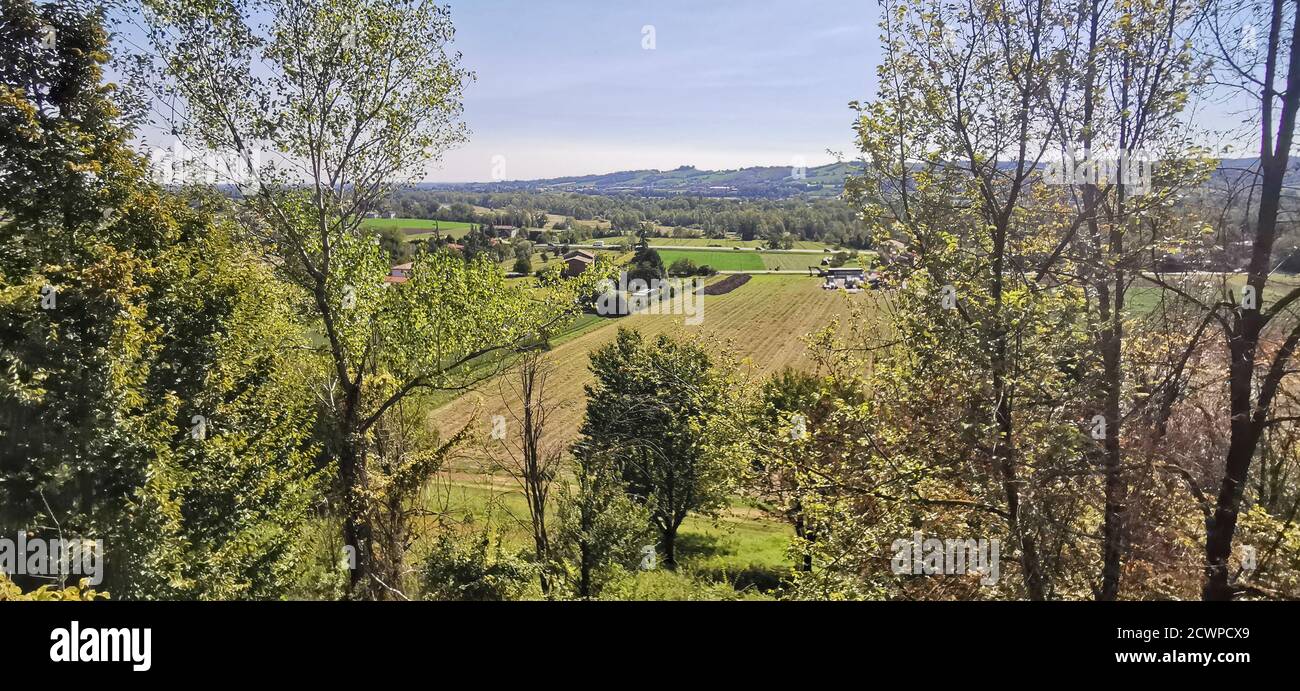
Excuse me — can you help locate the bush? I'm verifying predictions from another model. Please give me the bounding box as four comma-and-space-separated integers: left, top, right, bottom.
600, 569, 750, 601
691, 563, 792, 594
667, 258, 716, 278
513, 256, 533, 274
668, 257, 699, 276
419, 530, 538, 601
553, 451, 653, 598
0, 573, 107, 601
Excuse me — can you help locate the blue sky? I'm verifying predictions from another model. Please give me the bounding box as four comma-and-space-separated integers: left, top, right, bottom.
431, 0, 881, 181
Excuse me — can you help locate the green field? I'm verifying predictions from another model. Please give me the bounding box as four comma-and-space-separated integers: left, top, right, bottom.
656, 248, 766, 272
646, 236, 834, 250
421, 311, 612, 410
760, 253, 830, 271
362, 217, 476, 239
1127, 272, 1300, 314
652, 247, 870, 272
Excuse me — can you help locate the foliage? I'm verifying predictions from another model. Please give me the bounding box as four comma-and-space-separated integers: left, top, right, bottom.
418, 528, 537, 601
626, 246, 665, 283
0, 573, 108, 601
667, 257, 698, 277
1, 0, 323, 599
139, 0, 615, 598
579, 328, 747, 567
372, 226, 415, 264
600, 569, 749, 601
552, 448, 652, 598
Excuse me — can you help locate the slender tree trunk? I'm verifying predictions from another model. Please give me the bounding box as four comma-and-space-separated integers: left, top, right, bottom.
529, 492, 550, 595
1074, 0, 1125, 601
1099, 259, 1125, 601
793, 506, 814, 573
578, 541, 592, 599
530, 506, 550, 595
1204, 0, 1300, 600
1100, 79, 1133, 601
991, 214, 1045, 600
339, 430, 376, 599
517, 354, 552, 595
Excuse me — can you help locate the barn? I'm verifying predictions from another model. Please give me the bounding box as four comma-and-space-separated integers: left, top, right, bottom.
563, 250, 595, 277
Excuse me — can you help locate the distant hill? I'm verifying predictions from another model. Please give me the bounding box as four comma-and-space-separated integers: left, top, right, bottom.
419, 157, 1287, 200
423, 162, 865, 199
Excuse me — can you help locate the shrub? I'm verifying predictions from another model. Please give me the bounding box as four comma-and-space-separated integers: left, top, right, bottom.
0, 573, 107, 601
419, 530, 538, 601
691, 563, 792, 594
553, 451, 653, 598
600, 569, 749, 601
668, 257, 699, 276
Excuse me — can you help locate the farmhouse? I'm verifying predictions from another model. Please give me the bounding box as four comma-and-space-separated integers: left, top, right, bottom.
386, 262, 412, 284
563, 249, 595, 277
821, 266, 866, 290
824, 267, 865, 280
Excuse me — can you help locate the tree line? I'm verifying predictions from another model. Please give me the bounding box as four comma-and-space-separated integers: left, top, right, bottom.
379, 188, 876, 248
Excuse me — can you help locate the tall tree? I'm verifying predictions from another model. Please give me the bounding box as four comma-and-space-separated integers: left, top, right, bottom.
849, 0, 1091, 599
138, 0, 609, 598
579, 328, 743, 568
1043, 0, 1206, 600
756, 367, 830, 573
1199, 0, 1300, 600
1, 0, 323, 598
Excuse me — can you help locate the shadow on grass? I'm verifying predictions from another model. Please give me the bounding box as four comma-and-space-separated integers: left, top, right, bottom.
676, 533, 728, 560
676, 534, 791, 594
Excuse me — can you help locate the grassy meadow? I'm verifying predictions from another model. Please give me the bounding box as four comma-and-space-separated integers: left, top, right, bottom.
653, 246, 871, 272
362, 217, 477, 239
421, 478, 794, 598
645, 236, 836, 250
657, 248, 766, 272
1127, 271, 1300, 314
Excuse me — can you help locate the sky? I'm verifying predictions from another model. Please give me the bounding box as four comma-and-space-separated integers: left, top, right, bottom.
427, 0, 882, 182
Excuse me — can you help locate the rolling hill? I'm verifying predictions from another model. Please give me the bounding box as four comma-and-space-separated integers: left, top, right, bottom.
424, 162, 865, 198
419, 157, 1285, 200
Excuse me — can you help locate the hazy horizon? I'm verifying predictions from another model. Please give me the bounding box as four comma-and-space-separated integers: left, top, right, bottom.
423, 0, 879, 182
117, 0, 1253, 185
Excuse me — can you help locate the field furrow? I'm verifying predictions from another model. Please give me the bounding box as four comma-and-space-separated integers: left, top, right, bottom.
429, 275, 861, 456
